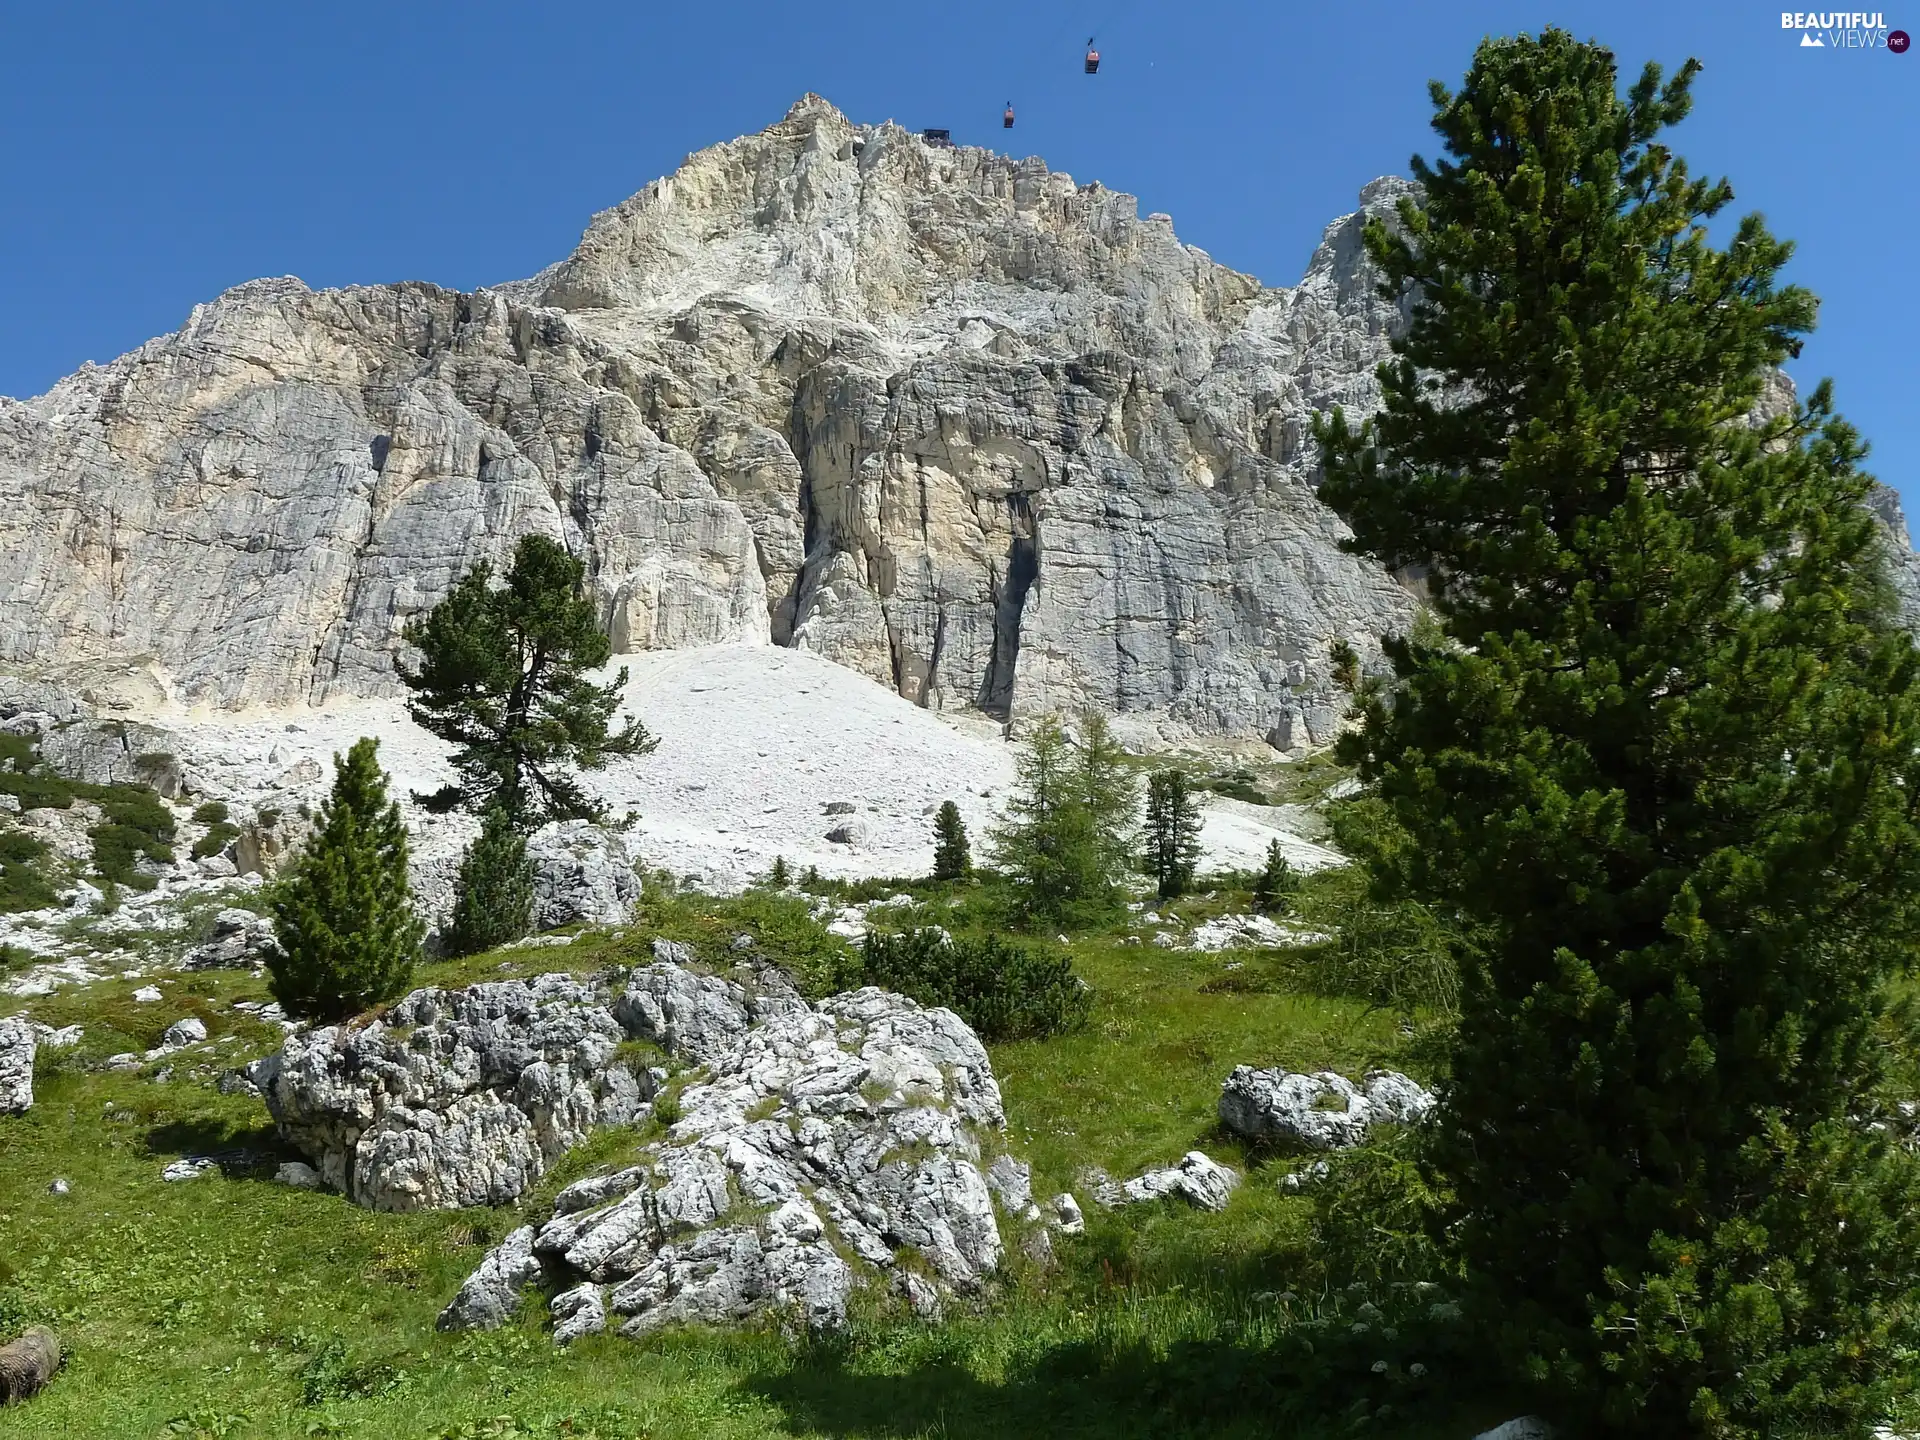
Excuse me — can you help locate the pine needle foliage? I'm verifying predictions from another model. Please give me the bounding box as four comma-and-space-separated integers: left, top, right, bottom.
857, 926, 1091, 1042
932, 800, 972, 881
266, 738, 422, 1022
1251, 839, 1299, 915
442, 806, 535, 958
1142, 770, 1203, 900
990, 714, 1138, 924
1316, 29, 1920, 1437
399, 534, 657, 826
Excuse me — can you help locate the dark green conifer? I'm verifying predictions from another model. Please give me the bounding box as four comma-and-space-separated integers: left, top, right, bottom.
931, 800, 972, 881
266, 738, 422, 1021
399, 533, 657, 826
1317, 28, 1920, 1434
1251, 839, 1297, 915
990, 715, 1137, 924
442, 806, 535, 957
1142, 771, 1202, 899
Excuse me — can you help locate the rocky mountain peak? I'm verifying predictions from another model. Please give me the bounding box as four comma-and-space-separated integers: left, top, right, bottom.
0, 98, 1432, 739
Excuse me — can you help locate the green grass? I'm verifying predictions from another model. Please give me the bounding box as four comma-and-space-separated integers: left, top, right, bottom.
0, 883, 1512, 1439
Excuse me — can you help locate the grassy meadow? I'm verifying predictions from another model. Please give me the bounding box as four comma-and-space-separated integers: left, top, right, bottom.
0, 861, 1517, 1439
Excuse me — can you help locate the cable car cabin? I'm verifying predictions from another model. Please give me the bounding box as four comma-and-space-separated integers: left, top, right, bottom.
1003, 104, 1015, 129
1085, 41, 1100, 73
921, 128, 954, 148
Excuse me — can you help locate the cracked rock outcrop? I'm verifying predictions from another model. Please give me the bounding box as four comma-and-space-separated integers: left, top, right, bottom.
0, 95, 1423, 742
0, 1016, 34, 1114
247, 973, 648, 1210
442, 971, 1022, 1339
528, 821, 642, 929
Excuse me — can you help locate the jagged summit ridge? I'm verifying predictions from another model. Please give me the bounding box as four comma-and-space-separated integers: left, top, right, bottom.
0, 96, 1420, 740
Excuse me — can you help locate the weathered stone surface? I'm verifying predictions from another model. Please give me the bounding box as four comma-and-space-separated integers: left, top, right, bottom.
0, 1325, 61, 1404
450, 978, 1015, 1340
1094, 1151, 1240, 1212
182, 908, 275, 971
274, 1160, 322, 1190
249, 973, 646, 1211
1217, 1064, 1435, 1150
437, 1225, 544, 1332
0, 1016, 35, 1114
529, 822, 641, 930
0, 98, 1423, 740
158, 1017, 207, 1050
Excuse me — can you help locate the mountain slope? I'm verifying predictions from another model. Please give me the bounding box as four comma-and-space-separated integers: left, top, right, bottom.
30, 93, 1879, 743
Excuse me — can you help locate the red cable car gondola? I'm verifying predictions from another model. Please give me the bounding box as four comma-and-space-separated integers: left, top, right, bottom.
1085, 37, 1100, 74
1004, 102, 1015, 128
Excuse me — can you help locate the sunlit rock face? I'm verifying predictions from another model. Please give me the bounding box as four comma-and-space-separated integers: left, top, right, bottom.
0, 94, 1434, 740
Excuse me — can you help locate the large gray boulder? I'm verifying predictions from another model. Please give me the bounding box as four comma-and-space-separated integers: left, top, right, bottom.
1217, 1064, 1435, 1151
528, 821, 641, 930
0, 1017, 34, 1114
444, 980, 1016, 1341
248, 973, 647, 1210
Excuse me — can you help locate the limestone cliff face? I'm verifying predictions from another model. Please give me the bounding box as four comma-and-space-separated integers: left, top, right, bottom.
0, 94, 1421, 743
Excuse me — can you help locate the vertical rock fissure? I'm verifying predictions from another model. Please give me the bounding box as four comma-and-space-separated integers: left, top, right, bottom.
981, 492, 1038, 719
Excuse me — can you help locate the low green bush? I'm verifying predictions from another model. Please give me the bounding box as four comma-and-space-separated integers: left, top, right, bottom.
190, 821, 241, 860
723, 889, 858, 996
191, 800, 230, 825
857, 927, 1091, 1041
0, 830, 58, 913
1203, 769, 1270, 806
87, 789, 176, 889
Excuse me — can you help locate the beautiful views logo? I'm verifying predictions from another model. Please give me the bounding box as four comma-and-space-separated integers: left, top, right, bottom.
1780, 11, 1906, 47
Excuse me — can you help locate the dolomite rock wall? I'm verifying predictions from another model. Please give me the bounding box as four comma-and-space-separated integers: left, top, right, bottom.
0, 95, 1418, 744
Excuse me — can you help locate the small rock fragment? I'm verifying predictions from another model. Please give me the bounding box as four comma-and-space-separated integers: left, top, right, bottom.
160, 1017, 208, 1050
1051, 1192, 1085, 1236
551, 1283, 607, 1344
275, 1161, 322, 1190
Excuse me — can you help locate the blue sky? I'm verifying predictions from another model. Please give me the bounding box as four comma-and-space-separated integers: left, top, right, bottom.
3, 2, 1914, 502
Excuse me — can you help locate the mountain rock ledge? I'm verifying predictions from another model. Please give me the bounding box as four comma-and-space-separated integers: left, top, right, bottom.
2, 94, 1908, 741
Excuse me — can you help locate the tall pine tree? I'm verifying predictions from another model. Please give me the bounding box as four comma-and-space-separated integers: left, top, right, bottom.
400, 533, 656, 826
1317, 30, 1920, 1435
267, 738, 423, 1021
1143, 770, 1203, 899
990, 715, 1137, 923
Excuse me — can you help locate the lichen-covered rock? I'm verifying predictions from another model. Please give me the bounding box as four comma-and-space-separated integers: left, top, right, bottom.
250, 973, 647, 1211
1217, 1064, 1435, 1150
0, 1017, 34, 1115
449, 979, 1012, 1340
610, 961, 756, 1064
528, 822, 641, 930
